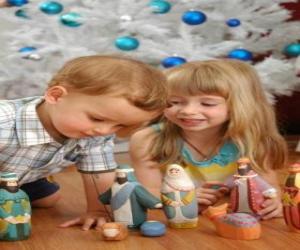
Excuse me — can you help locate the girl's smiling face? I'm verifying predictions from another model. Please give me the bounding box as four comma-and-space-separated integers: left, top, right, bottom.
164, 93, 229, 133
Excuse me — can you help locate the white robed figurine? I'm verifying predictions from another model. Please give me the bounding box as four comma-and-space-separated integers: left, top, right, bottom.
160, 164, 198, 228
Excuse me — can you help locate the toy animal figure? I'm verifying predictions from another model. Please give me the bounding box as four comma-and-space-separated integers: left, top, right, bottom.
99, 164, 162, 229
282, 162, 300, 233
202, 203, 261, 240
160, 164, 198, 229
101, 222, 128, 241
0, 172, 31, 241
225, 157, 277, 218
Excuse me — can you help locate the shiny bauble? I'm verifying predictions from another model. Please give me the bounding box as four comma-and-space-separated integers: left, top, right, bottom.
149, 0, 171, 14
283, 43, 300, 57
19, 46, 37, 53
226, 18, 241, 27
115, 36, 139, 51
120, 15, 132, 22
161, 56, 187, 68
60, 12, 82, 27
182, 10, 207, 25
15, 8, 30, 19
7, 0, 28, 6
228, 48, 253, 61
39, 1, 63, 15
18, 46, 42, 60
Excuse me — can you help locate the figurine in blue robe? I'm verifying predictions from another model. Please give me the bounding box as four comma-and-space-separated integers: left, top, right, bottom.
99, 164, 162, 229
161, 164, 198, 228
0, 172, 31, 241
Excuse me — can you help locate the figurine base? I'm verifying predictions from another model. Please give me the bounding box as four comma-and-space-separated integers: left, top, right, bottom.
216, 223, 261, 240
168, 220, 198, 229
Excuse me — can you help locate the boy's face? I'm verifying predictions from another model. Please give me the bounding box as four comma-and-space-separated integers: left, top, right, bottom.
40, 86, 159, 140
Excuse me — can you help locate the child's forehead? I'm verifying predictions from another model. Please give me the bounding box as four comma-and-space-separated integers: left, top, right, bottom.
168, 92, 225, 100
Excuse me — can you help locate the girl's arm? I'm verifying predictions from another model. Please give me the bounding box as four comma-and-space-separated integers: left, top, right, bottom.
129, 127, 162, 197
258, 169, 283, 220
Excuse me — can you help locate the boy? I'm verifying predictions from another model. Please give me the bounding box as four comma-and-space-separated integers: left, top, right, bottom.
0, 55, 167, 230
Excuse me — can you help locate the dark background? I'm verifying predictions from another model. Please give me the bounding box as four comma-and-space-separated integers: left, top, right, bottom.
275, 1, 300, 134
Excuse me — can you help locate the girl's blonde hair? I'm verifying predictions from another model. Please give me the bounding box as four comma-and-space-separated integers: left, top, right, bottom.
150, 59, 288, 171
48, 55, 167, 111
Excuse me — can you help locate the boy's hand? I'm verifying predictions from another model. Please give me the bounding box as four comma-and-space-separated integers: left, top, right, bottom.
59, 210, 110, 231
258, 196, 283, 220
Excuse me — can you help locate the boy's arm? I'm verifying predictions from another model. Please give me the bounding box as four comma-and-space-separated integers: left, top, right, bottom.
59, 170, 115, 230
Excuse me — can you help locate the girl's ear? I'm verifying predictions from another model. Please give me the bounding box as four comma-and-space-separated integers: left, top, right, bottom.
44, 86, 68, 104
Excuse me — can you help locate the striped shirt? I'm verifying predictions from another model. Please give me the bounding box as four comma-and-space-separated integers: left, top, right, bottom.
0, 97, 117, 185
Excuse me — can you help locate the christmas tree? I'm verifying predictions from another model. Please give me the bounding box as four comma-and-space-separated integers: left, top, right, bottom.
0, 0, 299, 101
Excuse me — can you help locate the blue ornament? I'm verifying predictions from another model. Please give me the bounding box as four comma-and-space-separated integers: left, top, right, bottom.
283, 43, 300, 57
226, 18, 241, 27
149, 0, 171, 14
39, 1, 63, 15
182, 10, 207, 25
60, 12, 82, 27
140, 221, 166, 237
15, 8, 30, 19
228, 48, 253, 61
115, 36, 139, 51
19, 46, 37, 53
18, 46, 42, 60
7, 0, 28, 6
161, 56, 187, 68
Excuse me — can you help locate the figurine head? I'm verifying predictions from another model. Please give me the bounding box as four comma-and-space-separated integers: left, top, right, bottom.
115, 164, 137, 183
288, 162, 300, 174
161, 164, 194, 192
237, 157, 252, 176
0, 172, 19, 193
285, 162, 300, 188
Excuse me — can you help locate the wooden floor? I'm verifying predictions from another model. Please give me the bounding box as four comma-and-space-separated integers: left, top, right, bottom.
1, 136, 300, 250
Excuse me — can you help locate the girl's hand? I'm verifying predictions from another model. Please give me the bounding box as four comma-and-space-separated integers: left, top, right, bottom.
258, 197, 283, 220
196, 182, 228, 206
59, 210, 110, 231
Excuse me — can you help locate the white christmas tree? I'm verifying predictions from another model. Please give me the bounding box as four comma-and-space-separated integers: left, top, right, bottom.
0, 0, 299, 101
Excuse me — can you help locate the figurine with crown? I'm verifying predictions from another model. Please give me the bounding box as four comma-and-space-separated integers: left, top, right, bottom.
0, 172, 31, 241
225, 157, 277, 218
282, 162, 300, 233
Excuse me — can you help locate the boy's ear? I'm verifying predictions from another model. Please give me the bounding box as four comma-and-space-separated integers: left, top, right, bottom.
44, 86, 68, 104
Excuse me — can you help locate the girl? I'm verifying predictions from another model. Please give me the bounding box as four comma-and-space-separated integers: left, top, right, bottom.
129, 59, 288, 220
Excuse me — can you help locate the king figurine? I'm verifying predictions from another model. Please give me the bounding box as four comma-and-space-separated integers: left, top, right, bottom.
0, 172, 31, 241
225, 157, 277, 218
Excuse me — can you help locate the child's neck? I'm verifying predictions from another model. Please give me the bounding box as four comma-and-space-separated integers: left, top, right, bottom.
182, 129, 224, 161
36, 101, 67, 143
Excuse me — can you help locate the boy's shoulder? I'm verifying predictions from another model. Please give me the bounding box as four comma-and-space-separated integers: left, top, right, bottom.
0, 97, 40, 128
0, 99, 18, 128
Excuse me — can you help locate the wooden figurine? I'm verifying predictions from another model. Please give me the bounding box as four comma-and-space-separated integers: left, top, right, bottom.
282, 162, 300, 233
99, 164, 162, 229
203, 203, 261, 240
0, 172, 31, 241
225, 157, 277, 218
160, 164, 198, 229
101, 222, 128, 241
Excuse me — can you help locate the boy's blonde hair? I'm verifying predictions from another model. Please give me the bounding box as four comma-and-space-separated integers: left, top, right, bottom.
150, 59, 288, 171
48, 55, 167, 111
